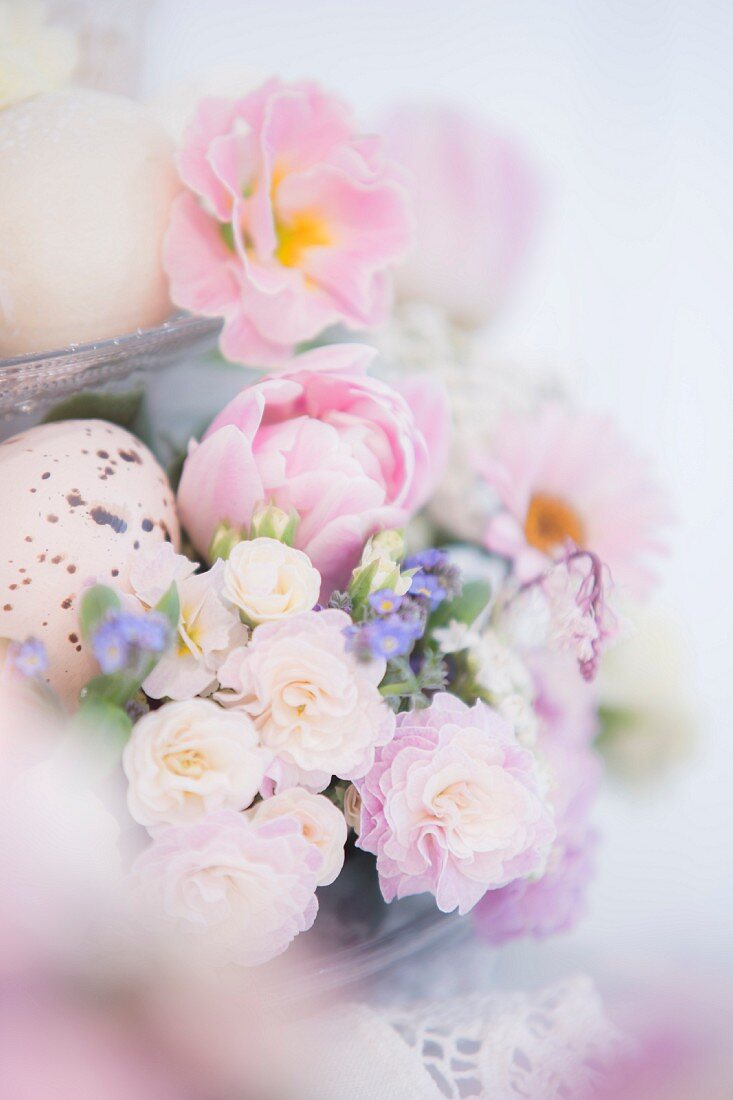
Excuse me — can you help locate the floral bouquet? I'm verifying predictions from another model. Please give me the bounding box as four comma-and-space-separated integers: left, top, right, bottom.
0, 70, 680, 973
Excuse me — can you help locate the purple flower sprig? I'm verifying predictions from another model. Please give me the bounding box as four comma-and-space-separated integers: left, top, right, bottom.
92, 609, 170, 675
7, 636, 48, 679
404, 550, 462, 611
345, 585, 426, 663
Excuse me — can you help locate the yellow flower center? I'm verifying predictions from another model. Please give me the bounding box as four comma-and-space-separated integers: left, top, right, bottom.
525, 493, 584, 553
275, 211, 331, 268
166, 749, 207, 779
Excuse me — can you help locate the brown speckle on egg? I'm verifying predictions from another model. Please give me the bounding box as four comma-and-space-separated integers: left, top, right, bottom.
47, 514, 58, 523
89, 506, 127, 534
67, 564, 76, 574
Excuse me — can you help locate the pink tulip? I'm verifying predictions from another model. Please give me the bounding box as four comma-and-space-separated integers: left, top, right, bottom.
382, 102, 540, 325
177, 345, 448, 595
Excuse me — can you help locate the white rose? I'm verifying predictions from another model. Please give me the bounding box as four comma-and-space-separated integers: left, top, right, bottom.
0, 1, 78, 110
250, 788, 347, 886
222, 538, 321, 624
123, 699, 271, 827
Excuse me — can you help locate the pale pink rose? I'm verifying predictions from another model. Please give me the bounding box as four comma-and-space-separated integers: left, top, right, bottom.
217, 609, 394, 793
164, 79, 411, 366
356, 693, 555, 915
177, 344, 446, 594
249, 788, 347, 886
479, 402, 671, 598
133, 810, 321, 967
382, 103, 540, 325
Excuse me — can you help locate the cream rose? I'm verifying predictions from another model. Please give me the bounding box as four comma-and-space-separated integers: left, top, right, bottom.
216, 609, 395, 792
222, 538, 321, 625
250, 788, 347, 886
123, 699, 271, 828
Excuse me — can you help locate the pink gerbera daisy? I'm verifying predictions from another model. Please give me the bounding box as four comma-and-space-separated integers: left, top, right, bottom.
478, 402, 670, 597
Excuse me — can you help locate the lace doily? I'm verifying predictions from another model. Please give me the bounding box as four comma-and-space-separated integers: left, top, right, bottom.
387, 975, 626, 1099
294, 974, 625, 1099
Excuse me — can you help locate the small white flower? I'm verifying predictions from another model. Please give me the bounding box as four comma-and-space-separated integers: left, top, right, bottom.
497, 692, 538, 746
222, 537, 321, 625
250, 788, 347, 886
123, 698, 271, 827
130, 545, 246, 701
0, 0, 78, 110
434, 619, 481, 654
471, 628, 533, 699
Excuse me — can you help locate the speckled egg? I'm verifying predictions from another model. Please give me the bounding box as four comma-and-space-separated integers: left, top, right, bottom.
0, 420, 180, 707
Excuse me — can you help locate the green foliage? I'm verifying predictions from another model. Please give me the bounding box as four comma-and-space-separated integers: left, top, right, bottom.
42, 389, 144, 430
429, 579, 491, 630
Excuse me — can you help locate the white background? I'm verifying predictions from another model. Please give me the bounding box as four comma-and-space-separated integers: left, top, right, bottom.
141, 0, 733, 984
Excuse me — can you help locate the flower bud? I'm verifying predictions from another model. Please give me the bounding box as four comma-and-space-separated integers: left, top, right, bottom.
362, 529, 405, 565
249, 503, 299, 545
208, 520, 246, 562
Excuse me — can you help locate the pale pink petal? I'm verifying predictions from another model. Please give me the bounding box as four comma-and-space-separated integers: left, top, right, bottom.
163, 193, 240, 316
177, 427, 264, 556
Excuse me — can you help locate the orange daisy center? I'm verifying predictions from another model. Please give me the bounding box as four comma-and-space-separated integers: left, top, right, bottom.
525, 493, 584, 554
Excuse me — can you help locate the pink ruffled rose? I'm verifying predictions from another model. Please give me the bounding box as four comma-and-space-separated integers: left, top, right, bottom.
133, 810, 321, 967
217, 609, 394, 793
177, 344, 446, 594
164, 79, 411, 365
355, 693, 555, 915
382, 103, 540, 325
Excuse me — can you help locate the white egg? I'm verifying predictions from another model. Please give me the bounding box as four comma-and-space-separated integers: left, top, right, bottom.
0, 89, 181, 356
0, 420, 180, 707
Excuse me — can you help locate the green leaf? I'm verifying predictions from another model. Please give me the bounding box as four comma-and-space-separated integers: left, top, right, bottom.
79, 585, 121, 643
155, 583, 180, 631
347, 559, 380, 608
42, 389, 144, 430
75, 697, 133, 743
429, 580, 491, 630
